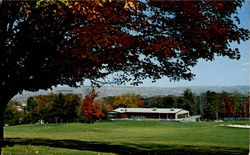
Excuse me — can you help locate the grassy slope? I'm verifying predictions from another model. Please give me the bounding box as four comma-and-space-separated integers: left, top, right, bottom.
3, 120, 249, 155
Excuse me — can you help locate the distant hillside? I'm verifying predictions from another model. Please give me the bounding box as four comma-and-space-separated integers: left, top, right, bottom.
12, 85, 249, 103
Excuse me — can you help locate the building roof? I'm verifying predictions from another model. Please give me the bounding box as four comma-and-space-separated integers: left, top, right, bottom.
112, 108, 189, 114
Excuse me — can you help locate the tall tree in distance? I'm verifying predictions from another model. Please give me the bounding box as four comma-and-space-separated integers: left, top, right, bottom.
218, 92, 234, 119
182, 89, 196, 115
202, 91, 220, 120
0, 0, 249, 152
81, 92, 99, 123
25, 97, 39, 123
63, 94, 82, 123
113, 94, 144, 109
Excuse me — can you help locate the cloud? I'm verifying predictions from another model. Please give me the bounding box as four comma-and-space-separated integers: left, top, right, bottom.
241, 62, 249, 66
241, 68, 249, 72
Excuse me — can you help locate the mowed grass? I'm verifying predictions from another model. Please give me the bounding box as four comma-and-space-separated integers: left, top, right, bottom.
3, 120, 249, 155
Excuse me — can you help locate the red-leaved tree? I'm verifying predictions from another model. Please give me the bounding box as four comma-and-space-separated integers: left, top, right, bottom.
81, 93, 99, 123
218, 93, 234, 118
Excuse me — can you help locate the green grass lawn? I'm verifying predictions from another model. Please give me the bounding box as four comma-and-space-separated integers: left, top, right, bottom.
3, 120, 249, 155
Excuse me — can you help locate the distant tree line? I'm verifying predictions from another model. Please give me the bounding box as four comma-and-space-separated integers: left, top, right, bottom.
4, 93, 113, 125
102, 90, 249, 120
4, 90, 250, 125
5, 93, 82, 125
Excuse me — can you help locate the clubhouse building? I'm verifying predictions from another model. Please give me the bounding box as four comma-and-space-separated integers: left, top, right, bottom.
109, 108, 190, 120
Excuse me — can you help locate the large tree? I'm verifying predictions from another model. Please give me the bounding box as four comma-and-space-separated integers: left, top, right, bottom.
0, 0, 249, 152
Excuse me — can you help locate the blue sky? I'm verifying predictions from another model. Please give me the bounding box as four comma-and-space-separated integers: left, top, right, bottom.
140, 1, 250, 87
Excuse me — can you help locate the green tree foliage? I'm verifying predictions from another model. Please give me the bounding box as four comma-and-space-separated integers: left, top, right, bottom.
112, 94, 144, 109
25, 93, 81, 123
182, 89, 196, 115
64, 94, 82, 122
23, 97, 36, 123
201, 91, 220, 120
176, 97, 186, 109
4, 100, 23, 125
144, 95, 189, 110
50, 93, 82, 123
144, 96, 164, 108
102, 96, 116, 108
25, 95, 53, 123
163, 95, 177, 108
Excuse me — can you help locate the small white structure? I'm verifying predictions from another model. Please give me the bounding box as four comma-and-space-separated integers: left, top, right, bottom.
180, 115, 201, 122
109, 108, 189, 120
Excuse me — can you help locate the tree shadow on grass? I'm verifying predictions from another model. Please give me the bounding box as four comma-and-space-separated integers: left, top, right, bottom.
3, 138, 248, 155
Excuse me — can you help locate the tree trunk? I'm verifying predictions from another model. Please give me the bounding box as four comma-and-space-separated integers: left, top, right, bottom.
0, 107, 4, 155
55, 117, 58, 124
0, 91, 15, 155
0, 101, 7, 155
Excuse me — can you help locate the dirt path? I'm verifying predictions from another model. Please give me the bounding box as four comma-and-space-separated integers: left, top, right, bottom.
227, 125, 250, 129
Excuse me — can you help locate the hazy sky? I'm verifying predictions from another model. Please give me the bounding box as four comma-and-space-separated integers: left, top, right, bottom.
140, 1, 250, 87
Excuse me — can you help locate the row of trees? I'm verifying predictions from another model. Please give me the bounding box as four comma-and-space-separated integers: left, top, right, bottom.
25, 93, 82, 124
102, 90, 250, 120
4, 90, 250, 125
4, 93, 113, 125
198, 91, 249, 120
4, 93, 82, 125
